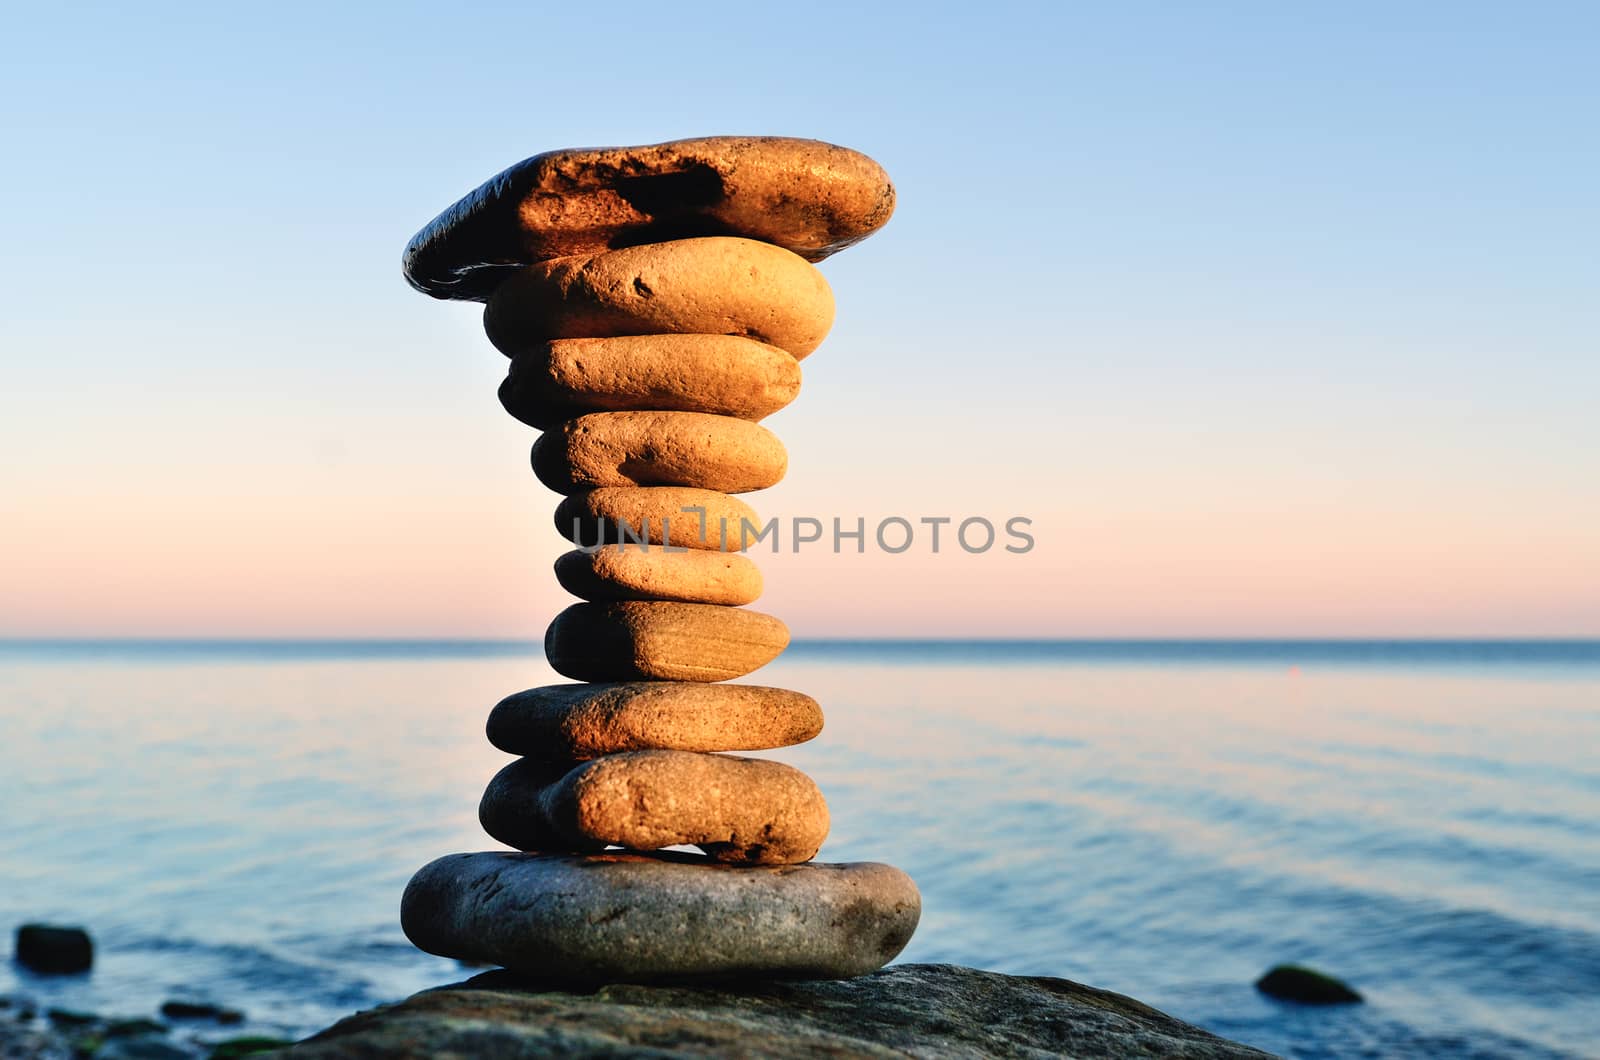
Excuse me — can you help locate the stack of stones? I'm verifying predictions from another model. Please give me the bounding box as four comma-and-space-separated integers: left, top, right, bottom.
397, 137, 921, 981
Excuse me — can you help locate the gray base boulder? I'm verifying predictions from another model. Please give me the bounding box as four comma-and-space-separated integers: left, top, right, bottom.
288, 963, 1273, 1058
401, 850, 920, 982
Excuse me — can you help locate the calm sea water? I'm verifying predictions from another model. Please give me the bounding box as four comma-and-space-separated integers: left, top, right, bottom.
1, 641, 1597, 1058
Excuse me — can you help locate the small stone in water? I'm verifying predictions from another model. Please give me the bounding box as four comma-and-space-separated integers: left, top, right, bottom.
1255, 964, 1363, 1004
14, 924, 93, 974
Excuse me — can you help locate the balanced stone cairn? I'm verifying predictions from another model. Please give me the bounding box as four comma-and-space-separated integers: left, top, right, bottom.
397, 137, 921, 981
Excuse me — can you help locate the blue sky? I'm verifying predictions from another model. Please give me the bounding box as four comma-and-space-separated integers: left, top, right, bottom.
2, 2, 1596, 636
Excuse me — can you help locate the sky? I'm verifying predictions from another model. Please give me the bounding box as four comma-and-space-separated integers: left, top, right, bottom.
1, 2, 1596, 638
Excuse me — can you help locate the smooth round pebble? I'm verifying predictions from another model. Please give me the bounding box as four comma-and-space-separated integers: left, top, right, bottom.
532, 411, 786, 495
486, 681, 823, 758
555, 545, 762, 605
555, 487, 758, 552
545, 601, 789, 682
480, 750, 828, 864
484, 237, 835, 359
500, 334, 801, 429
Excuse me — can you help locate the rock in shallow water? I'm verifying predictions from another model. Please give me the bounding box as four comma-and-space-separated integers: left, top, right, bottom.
159, 1000, 243, 1023
292, 962, 1272, 1058
13, 924, 93, 974
1255, 964, 1363, 1004
400, 851, 918, 982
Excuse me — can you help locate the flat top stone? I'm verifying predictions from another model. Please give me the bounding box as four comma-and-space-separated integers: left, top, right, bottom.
292, 961, 1273, 1059
403, 136, 894, 301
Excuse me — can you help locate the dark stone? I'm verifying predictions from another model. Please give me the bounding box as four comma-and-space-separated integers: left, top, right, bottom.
208, 1037, 293, 1059
161, 1000, 244, 1024
290, 963, 1272, 1058
99, 1037, 196, 1060
45, 1007, 98, 1027
1255, 964, 1363, 1004
14, 923, 93, 974
0, 1021, 72, 1058
106, 1018, 169, 1037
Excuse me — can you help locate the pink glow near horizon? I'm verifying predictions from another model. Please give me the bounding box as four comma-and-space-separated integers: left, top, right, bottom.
4, 458, 1595, 636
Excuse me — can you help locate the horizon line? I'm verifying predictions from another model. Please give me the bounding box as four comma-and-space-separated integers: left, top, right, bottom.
3, 635, 1599, 645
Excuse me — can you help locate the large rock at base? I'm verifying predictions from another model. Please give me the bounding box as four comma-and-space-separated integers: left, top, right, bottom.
402, 136, 895, 301
290, 962, 1273, 1059
400, 851, 917, 982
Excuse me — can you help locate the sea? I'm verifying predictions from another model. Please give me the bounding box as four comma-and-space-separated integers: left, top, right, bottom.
1, 640, 1596, 1059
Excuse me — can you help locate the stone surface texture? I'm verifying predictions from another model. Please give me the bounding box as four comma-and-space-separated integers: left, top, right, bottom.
545, 601, 789, 682
291, 962, 1272, 1059
486, 681, 823, 758
479, 751, 829, 864
402, 135, 895, 300
555, 487, 758, 551
555, 545, 762, 605
532, 411, 787, 494
400, 851, 918, 982
483, 237, 835, 359
499, 334, 800, 429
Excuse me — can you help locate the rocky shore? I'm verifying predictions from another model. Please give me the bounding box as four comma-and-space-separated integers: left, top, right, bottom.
0, 995, 286, 1059
288, 963, 1271, 1058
